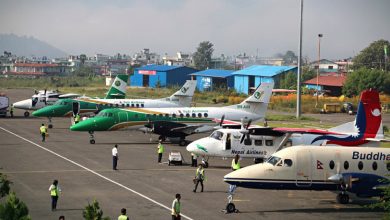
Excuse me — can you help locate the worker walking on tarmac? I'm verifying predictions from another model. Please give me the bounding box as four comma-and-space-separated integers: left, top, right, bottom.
171, 193, 181, 220
10, 104, 14, 117
40, 123, 48, 142
118, 208, 129, 220
193, 164, 205, 193
49, 179, 61, 211
74, 113, 80, 124
157, 140, 164, 163
231, 154, 241, 171
112, 144, 119, 170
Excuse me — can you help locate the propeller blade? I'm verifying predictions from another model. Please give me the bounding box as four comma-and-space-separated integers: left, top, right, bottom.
219, 115, 225, 126
240, 134, 246, 144
246, 119, 252, 129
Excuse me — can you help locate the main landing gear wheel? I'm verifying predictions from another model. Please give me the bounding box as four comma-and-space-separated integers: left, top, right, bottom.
90, 139, 95, 144
337, 193, 349, 204
89, 131, 95, 144
24, 111, 30, 117
225, 203, 236, 213
158, 136, 166, 142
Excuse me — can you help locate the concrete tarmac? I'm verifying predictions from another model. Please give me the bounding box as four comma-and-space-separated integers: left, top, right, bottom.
0, 89, 386, 220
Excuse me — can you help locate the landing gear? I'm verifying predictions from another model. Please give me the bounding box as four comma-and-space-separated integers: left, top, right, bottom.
336, 192, 349, 204
48, 117, 53, 129
201, 157, 209, 168
89, 131, 95, 144
158, 136, 166, 142
225, 185, 239, 213
179, 138, 187, 146
24, 111, 30, 117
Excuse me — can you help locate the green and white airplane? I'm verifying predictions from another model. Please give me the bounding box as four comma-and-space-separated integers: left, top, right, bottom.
70, 82, 274, 145
32, 76, 197, 128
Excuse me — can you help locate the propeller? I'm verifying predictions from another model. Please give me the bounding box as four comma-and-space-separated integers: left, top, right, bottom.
219, 115, 225, 127
327, 161, 356, 190
240, 119, 252, 144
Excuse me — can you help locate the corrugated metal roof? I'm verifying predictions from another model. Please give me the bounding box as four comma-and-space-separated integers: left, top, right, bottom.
136, 64, 185, 72
190, 69, 234, 78
303, 75, 347, 87
231, 65, 297, 77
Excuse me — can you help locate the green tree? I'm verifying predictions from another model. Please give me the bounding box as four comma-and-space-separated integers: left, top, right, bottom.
73, 66, 95, 77
342, 68, 390, 97
353, 39, 390, 70
193, 41, 214, 70
0, 192, 31, 220
282, 51, 298, 65
368, 176, 390, 219
82, 200, 111, 220
0, 172, 11, 198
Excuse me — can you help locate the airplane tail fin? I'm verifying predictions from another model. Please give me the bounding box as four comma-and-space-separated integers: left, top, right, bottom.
164, 80, 197, 107
329, 89, 383, 139
227, 82, 274, 118
105, 75, 128, 99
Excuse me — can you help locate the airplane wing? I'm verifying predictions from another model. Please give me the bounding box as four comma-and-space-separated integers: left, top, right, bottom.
170, 124, 205, 135
272, 127, 343, 135
59, 93, 81, 99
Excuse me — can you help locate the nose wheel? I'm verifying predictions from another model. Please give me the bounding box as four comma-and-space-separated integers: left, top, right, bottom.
24, 111, 30, 117
89, 131, 95, 144
225, 185, 239, 213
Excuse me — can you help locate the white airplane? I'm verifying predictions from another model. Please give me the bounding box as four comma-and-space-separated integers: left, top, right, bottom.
70, 82, 275, 145
186, 89, 387, 165
12, 90, 80, 117
223, 145, 390, 212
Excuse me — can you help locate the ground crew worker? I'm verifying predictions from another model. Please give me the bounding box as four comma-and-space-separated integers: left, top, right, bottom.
191, 152, 197, 167
49, 179, 61, 211
112, 144, 118, 170
74, 113, 80, 124
40, 123, 48, 142
171, 193, 181, 220
231, 154, 241, 171
157, 140, 164, 163
10, 104, 14, 117
118, 208, 129, 220
193, 164, 205, 193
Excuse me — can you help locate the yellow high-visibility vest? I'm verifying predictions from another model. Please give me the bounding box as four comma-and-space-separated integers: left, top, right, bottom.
75, 114, 80, 122
118, 214, 128, 220
171, 199, 181, 215
157, 144, 164, 153
50, 185, 58, 196
196, 168, 205, 180
231, 159, 241, 170
40, 126, 47, 134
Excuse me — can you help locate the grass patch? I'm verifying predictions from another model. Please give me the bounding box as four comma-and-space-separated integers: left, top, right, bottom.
265, 114, 318, 121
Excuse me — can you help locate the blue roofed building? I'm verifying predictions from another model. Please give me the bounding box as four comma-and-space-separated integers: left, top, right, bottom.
232, 65, 297, 94
189, 69, 234, 91
130, 65, 198, 88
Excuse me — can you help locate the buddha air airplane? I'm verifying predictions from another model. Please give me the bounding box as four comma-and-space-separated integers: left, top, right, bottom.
33, 77, 197, 128
223, 145, 390, 212
13, 90, 80, 118
70, 82, 274, 145
186, 89, 387, 165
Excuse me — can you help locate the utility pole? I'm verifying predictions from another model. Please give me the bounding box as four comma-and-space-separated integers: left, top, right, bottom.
315, 33, 323, 108
296, 0, 303, 119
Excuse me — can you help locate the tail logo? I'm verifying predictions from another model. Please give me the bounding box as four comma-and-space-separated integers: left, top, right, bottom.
115, 80, 121, 87
372, 109, 381, 117
254, 91, 264, 100
181, 87, 188, 93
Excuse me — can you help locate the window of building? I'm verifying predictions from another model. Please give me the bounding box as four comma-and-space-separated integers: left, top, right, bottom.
372, 161, 378, 171
328, 66, 333, 69
344, 161, 349, 170
329, 160, 335, 170
358, 161, 363, 170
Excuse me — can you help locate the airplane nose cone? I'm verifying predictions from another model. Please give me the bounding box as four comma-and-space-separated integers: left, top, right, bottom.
32, 105, 70, 117
186, 142, 196, 153
70, 117, 113, 131
32, 107, 50, 117
13, 99, 31, 110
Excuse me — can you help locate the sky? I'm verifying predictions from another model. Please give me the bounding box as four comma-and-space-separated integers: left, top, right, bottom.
0, 0, 389, 60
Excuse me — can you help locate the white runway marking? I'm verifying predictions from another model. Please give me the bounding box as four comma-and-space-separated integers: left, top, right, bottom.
0, 126, 194, 220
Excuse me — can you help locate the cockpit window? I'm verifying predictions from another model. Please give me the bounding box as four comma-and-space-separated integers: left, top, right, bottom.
210, 131, 223, 140
266, 156, 281, 166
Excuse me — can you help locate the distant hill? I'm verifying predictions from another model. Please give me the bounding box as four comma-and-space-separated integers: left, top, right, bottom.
0, 33, 68, 58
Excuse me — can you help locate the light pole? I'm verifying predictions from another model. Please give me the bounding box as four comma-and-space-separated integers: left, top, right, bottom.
315, 33, 323, 108
296, 0, 303, 119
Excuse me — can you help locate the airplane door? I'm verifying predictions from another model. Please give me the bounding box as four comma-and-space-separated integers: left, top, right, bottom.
296, 150, 312, 187
72, 102, 80, 116
118, 112, 128, 123
224, 133, 231, 150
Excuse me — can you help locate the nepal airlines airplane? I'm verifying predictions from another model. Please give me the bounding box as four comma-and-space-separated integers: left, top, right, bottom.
33, 77, 197, 128
69, 82, 274, 145
186, 89, 387, 165
223, 145, 390, 212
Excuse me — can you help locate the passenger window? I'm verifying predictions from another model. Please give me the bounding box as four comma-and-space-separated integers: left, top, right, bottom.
244, 139, 252, 146
159, 114, 163, 118
254, 140, 262, 146
131, 104, 134, 107
126, 104, 130, 107
115, 104, 119, 107
136, 104, 139, 108
198, 113, 202, 118
329, 160, 335, 170
344, 161, 349, 170
358, 161, 363, 170
180, 114, 184, 118
204, 113, 208, 117
172, 114, 176, 118
110, 104, 113, 107
372, 161, 377, 171
141, 104, 144, 107
192, 113, 196, 118
165, 114, 169, 118
265, 140, 273, 146
121, 104, 125, 108
284, 159, 293, 167
186, 113, 190, 117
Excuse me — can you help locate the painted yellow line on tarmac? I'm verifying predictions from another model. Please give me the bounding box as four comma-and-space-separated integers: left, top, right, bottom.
0, 126, 194, 220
